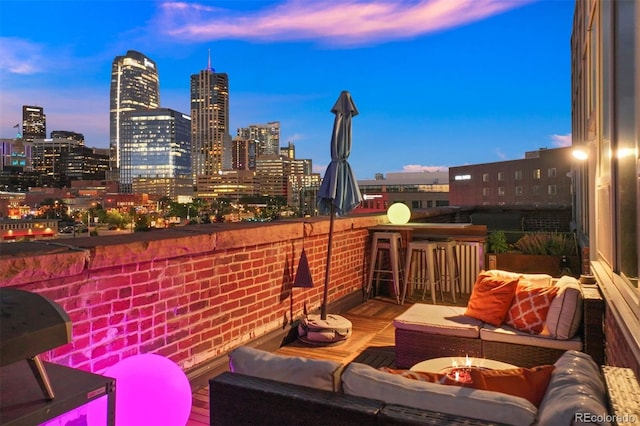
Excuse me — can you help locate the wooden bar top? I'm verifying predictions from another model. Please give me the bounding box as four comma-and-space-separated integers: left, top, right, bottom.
369, 223, 487, 242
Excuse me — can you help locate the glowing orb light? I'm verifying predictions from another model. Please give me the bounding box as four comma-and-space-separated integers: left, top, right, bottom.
87, 354, 192, 426
387, 203, 411, 225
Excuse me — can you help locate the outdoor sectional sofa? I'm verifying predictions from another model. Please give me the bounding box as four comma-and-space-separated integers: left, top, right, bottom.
209, 346, 640, 425
394, 272, 605, 369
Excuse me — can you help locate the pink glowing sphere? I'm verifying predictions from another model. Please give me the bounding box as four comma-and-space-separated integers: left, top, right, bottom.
87, 354, 192, 426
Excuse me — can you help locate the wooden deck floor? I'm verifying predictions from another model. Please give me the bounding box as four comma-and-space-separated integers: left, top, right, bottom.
187, 294, 468, 425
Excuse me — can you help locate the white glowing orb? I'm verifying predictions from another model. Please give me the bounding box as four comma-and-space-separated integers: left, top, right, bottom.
87, 354, 192, 426
387, 203, 411, 224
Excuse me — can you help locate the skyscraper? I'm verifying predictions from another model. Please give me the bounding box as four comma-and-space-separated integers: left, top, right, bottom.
109, 50, 160, 192
237, 122, 280, 157
190, 53, 231, 186
122, 108, 192, 198
22, 105, 46, 143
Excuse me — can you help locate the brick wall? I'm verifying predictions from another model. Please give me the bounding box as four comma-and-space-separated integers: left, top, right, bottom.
0, 215, 384, 374
605, 307, 640, 379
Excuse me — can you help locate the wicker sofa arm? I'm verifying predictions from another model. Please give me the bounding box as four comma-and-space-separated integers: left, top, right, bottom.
209, 372, 382, 425
602, 366, 640, 424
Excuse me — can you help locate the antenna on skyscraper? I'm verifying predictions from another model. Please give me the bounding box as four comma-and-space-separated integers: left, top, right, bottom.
207, 49, 213, 72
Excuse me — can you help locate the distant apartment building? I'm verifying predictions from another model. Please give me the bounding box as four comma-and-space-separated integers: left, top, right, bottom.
120, 108, 192, 198
449, 147, 573, 207
31, 135, 109, 188
237, 122, 280, 157
196, 169, 258, 200
357, 171, 450, 212
231, 137, 257, 170
0, 138, 38, 192
21, 105, 46, 143
191, 56, 231, 186
110, 50, 160, 191
280, 141, 295, 159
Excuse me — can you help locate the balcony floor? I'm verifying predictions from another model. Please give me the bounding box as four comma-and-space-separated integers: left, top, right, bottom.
188, 291, 469, 425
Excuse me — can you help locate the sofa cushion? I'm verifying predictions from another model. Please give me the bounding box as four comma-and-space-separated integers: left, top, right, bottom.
393, 304, 482, 338
465, 272, 519, 326
480, 323, 583, 351
228, 346, 344, 392
505, 282, 559, 334
485, 269, 553, 287
342, 362, 537, 426
537, 350, 609, 425
378, 367, 465, 386
468, 365, 555, 407
542, 275, 583, 339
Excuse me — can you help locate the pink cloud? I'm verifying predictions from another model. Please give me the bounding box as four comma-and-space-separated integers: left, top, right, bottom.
158, 0, 532, 47
551, 133, 572, 147
401, 164, 448, 172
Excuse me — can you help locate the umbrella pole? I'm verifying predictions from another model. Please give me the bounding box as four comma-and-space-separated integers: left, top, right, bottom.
321, 204, 335, 320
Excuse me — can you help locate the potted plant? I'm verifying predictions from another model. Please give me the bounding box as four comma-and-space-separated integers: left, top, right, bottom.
486, 231, 579, 277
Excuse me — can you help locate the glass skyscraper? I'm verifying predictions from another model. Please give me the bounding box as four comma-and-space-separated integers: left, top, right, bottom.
190, 57, 231, 184
121, 108, 191, 197
22, 105, 46, 143
110, 50, 160, 192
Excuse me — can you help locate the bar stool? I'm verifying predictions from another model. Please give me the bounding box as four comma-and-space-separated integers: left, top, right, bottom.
366, 232, 403, 304
401, 241, 441, 305
429, 240, 462, 304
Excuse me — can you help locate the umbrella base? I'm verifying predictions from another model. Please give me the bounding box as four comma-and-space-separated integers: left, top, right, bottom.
298, 314, 352, 346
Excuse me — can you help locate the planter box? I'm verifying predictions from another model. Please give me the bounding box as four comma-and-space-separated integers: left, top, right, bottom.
486, 253, 580, 277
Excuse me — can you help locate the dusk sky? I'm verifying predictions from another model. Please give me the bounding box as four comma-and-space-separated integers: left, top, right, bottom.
0, 0, 574, 180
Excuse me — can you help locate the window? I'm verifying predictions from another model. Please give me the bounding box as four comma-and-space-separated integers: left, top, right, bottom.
515, 170, 522, 180
548, 185, 557, 195
533, 185, 541, 196
482, 173, 490, 182
548, 168, 557, 178
498, 187, 505, 196
533, 169, 541, 180
482, 187, 490, 197
515, 186, 523, 196
497, 172, 505, 181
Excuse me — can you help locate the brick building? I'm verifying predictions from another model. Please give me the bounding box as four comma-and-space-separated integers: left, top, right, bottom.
449, 147, 573, 207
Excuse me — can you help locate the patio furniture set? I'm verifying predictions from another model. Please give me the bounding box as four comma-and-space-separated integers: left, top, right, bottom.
209, 346, 640, 425
209, 269, 640, 425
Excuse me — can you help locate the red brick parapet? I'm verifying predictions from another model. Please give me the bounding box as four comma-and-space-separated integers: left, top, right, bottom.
0, 214, 385, 373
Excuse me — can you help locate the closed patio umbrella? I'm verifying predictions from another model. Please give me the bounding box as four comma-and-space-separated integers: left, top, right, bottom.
317, 90, 363, 319
298, 91, 362, 345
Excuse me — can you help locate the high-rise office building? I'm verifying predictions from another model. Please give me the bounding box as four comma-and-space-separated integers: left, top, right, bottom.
191, 54, 231, 186
121, 108, 192, 198
232, 137, 257, 171
109, 50, 160, 191
22, 106, 46, 143
237, 122, 280, 157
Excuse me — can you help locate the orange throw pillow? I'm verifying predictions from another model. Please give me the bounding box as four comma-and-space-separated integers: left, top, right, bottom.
468, 365, 555, 407
464, 272, 519, 326
378, 367, 464, 386
506, 282, 559, 334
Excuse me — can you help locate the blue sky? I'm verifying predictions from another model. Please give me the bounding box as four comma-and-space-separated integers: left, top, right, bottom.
0, 0, 574, 180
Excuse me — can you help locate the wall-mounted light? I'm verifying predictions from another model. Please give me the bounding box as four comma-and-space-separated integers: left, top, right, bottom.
572, 147, 589, 160
387, 202, 411, 225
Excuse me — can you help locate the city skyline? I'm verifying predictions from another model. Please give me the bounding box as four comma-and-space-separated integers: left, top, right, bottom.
0, 0, 574, 180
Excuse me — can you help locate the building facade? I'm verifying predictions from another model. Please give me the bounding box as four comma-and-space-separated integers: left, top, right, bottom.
109, 50, 160, 191
237, 122, 280, 157
21, 105, 46, 143
571, 0, 639, 370
448, 147, 573, 207
120, 108, 192, 198
191, 59, 231, 185
231, 137, 257, 171
357, 171, 450, 212
31, 136, 109, 187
